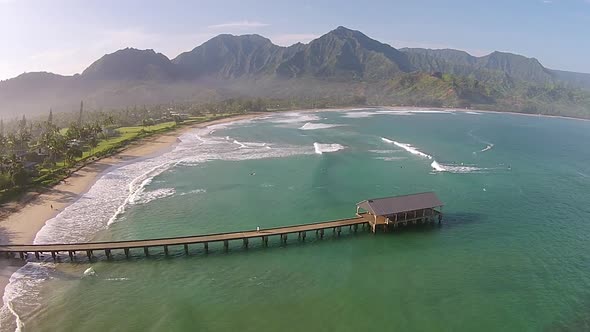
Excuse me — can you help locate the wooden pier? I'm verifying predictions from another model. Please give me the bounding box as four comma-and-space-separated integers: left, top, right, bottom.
0, 217, 372, 262
0, 192, 443, 262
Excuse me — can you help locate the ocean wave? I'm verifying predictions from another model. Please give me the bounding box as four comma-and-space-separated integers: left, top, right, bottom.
313, 143, 346, 154
369, 149, 401, 154
130, 188, 176, 205
342, 111, 378, 118
299, 122, 343, 130
178, 189, 207, 196
376, 156, 407, 161
431, 161, 483, 173
480, 144, 494, 153
468, 129, 495, 154
381, 137, 432, 159
268, 112, 322, 124
1, 262, 53, 332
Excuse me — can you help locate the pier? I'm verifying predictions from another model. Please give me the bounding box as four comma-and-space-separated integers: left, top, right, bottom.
0, 192, 443, 262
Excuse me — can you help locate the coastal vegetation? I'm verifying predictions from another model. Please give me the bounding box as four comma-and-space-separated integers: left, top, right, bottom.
0, 96, 361, 203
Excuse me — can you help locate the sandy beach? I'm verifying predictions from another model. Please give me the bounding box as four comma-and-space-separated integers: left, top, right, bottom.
0, 112, 263, 304
1, 105, 586, 306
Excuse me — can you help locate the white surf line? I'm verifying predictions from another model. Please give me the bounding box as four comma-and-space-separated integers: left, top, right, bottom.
381, 137, 432, 159
313, 143, 346, 154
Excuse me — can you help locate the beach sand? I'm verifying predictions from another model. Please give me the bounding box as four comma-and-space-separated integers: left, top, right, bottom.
0, 113, 263, 304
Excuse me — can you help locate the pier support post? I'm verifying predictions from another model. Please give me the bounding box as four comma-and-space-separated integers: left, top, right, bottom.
105, 249, 111, 260
124, 248, 130, 258
51, 251, 57, 261
144, 247, 149, 257
353, 224, 358, 233
337, 227, 341, 237
19, 252, 25, 260
302, 231, 306, 241
320, 229, 324, 239
68, 251, 74, 261
224, 240, 229, 252
262, 236, 268, 247
164, 246, 169, 256
204, 242, 209, 254
184, 244, 189, 255
35, 252, 40, 260
281, 234, 287, 244
86, 250, 93, 260
243, 238, 249, 249
298, 232, 302, 241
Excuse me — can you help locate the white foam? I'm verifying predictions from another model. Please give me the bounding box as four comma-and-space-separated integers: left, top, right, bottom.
480, 144, 494, 153
369, 150, 400, 154
381, 137, 432, 159
342, 111, 378, 118
179, 189, 207, 196
376, 156, 407, 161
313, 143, 346, 154
431, 161, 483, 173
268, 112, 322, 124
131, 188, 176, 205
468, 130, 495, 154
430, 160, 446, 172
465, 111, 481, 115
299, 123, 343, 130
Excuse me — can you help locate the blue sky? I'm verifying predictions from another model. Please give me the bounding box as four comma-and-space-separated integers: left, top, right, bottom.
1, 0, 589, 80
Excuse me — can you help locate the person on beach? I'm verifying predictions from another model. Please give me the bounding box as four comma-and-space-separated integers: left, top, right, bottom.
50, 204, 53, 210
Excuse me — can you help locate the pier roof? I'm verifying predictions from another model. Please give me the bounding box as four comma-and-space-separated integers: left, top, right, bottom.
357, 192, 443, 216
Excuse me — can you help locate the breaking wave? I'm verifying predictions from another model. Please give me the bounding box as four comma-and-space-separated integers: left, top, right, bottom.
313, 143, 346, 154
381, 137, 432, 159
267, 112, 322, 124
431, 161, 484, 173
299, 123, 343, 130
0, 120, 314, 331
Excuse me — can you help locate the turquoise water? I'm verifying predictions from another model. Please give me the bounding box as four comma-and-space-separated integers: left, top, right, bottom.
4, 109, 590, 331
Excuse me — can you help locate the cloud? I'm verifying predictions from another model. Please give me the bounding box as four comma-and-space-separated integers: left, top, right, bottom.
542, 0, 552, 3
270, 33, 319, 46
207, 20, 269, 30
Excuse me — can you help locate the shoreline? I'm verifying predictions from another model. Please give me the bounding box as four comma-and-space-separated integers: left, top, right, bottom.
0, 105, 588, 309
0, 112, 264, 306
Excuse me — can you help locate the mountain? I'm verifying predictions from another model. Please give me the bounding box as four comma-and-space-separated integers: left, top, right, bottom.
1, 26, 589, 118
551, 69, 590, 89
82, 48, 178, 81
275, 26, 412, 79
401, 48, 554, 84
173, 34, 285, 78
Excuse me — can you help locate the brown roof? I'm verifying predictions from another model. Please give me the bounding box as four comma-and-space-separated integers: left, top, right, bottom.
357, 192, 443, 216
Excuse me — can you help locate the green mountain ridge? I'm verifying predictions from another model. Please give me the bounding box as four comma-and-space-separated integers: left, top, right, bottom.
1, 26, 590, 118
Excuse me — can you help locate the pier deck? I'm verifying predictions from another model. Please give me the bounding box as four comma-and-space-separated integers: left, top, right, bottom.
0, 217, 372, 261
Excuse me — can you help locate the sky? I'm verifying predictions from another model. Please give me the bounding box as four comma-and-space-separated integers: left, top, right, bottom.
0, 0, 589, 80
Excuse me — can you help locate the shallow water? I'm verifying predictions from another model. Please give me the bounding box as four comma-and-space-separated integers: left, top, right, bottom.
2, 109, 590, 331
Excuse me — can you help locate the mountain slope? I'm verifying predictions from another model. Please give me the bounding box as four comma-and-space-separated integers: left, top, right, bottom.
1, 26, 589, 118
82, 48, 178, 81
276, 26, 412, 79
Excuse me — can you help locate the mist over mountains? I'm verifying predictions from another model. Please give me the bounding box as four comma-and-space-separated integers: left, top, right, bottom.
2, 26, 590, 118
